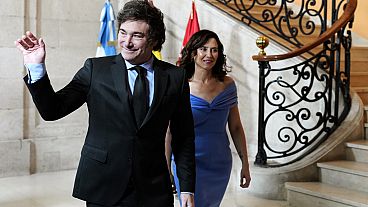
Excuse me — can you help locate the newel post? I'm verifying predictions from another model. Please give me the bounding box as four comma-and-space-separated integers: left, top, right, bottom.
254, 36, 269, 166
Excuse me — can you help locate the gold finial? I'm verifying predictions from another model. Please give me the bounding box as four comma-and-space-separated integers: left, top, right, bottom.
256, 36, 269, 56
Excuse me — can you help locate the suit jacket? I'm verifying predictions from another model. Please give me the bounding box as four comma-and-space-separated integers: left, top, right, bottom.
25, 54, 195, 206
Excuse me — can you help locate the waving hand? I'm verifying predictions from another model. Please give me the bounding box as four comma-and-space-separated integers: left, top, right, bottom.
14, 31, 45, 64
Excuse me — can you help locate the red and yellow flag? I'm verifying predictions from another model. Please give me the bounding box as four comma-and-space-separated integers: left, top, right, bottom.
177, 0, 200, 65
152, 50, 162, 60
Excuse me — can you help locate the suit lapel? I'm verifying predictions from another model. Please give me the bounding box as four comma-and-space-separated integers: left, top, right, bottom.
110, 55, 135, 122
141, 59, 168, 126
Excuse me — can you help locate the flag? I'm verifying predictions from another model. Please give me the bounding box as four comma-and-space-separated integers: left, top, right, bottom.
177, 0, 200, 64
152, 50, 162, 60
182, 0, 200, 47
96, 0, 117, 57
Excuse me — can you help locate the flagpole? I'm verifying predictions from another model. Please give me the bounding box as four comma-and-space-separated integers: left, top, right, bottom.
190, 0, 194, 19
176, 0, 200, 65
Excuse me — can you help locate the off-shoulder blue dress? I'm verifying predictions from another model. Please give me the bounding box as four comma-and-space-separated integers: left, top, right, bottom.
173, 82, 238, 207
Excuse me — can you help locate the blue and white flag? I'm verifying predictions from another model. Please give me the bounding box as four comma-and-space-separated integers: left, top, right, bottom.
96, 0, 117, 57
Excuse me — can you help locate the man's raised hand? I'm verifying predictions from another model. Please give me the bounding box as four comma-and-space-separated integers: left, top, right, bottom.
14, 31, 46, 64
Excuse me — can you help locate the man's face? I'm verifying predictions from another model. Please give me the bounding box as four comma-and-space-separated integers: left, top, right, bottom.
118, 20, 154, 65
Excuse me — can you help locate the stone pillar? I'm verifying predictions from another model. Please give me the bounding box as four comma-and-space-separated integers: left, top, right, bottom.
0, 0, 31, 177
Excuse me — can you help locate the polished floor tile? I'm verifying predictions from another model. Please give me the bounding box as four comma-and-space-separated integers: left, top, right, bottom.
0, 170, 288, 207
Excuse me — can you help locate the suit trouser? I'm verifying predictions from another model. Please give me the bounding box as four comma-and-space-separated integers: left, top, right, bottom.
86, 178, 137, 207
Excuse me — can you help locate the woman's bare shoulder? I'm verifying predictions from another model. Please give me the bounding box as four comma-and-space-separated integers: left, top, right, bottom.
223, 75, 235, 87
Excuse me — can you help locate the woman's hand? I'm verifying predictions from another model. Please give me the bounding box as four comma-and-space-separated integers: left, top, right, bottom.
240, 164, 251, 188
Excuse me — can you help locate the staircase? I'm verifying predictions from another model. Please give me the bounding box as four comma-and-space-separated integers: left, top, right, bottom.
284, 108, 368, 207
350, 47, 368, 105
285, 139, 368, 207
206, 0, 368, 105
285, 80, 368, 207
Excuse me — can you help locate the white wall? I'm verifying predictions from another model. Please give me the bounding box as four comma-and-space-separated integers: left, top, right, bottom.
0, 0, 120, 177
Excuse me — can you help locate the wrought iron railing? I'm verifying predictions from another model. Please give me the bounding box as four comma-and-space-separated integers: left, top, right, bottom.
206, 0, 330, 50
205, 0, 357, 167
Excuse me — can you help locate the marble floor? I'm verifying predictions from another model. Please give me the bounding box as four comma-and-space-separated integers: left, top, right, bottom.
0, 170, 288, 207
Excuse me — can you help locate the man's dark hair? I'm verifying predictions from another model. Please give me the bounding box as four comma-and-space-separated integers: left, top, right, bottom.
117, 0, 166, 51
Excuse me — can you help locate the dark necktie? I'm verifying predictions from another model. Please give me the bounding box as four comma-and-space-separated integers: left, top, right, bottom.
132, 66, 149, 127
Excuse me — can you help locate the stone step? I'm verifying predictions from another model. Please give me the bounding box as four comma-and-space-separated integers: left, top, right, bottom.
338, 46, 368, 62
317, 161, 368, 193
306, 46, 368, 63
346, 140, 368, 163
342, 61, 368, 73
351, 72, 368, 88
347, 140, 368, 151
286, 182, 368, 207
352, 88, 368, 106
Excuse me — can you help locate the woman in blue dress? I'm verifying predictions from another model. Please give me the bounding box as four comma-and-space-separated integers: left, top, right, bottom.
170, 29, 251, 207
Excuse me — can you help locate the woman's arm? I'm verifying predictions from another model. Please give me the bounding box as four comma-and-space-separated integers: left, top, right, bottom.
228, 104, 251, 188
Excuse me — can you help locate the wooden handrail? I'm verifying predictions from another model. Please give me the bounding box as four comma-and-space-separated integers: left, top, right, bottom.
252, 0, 357, 62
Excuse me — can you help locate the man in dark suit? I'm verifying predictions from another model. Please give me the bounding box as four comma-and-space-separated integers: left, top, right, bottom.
14, 1, 195, 206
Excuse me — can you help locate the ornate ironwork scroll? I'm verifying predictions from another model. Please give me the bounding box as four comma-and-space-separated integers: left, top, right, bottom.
209, 0, 328, 48
252, 0, 353, 166
205, 0, 354, 166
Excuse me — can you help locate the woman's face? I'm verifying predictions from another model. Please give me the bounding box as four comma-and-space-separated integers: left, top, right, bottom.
193, 38, 219, 71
